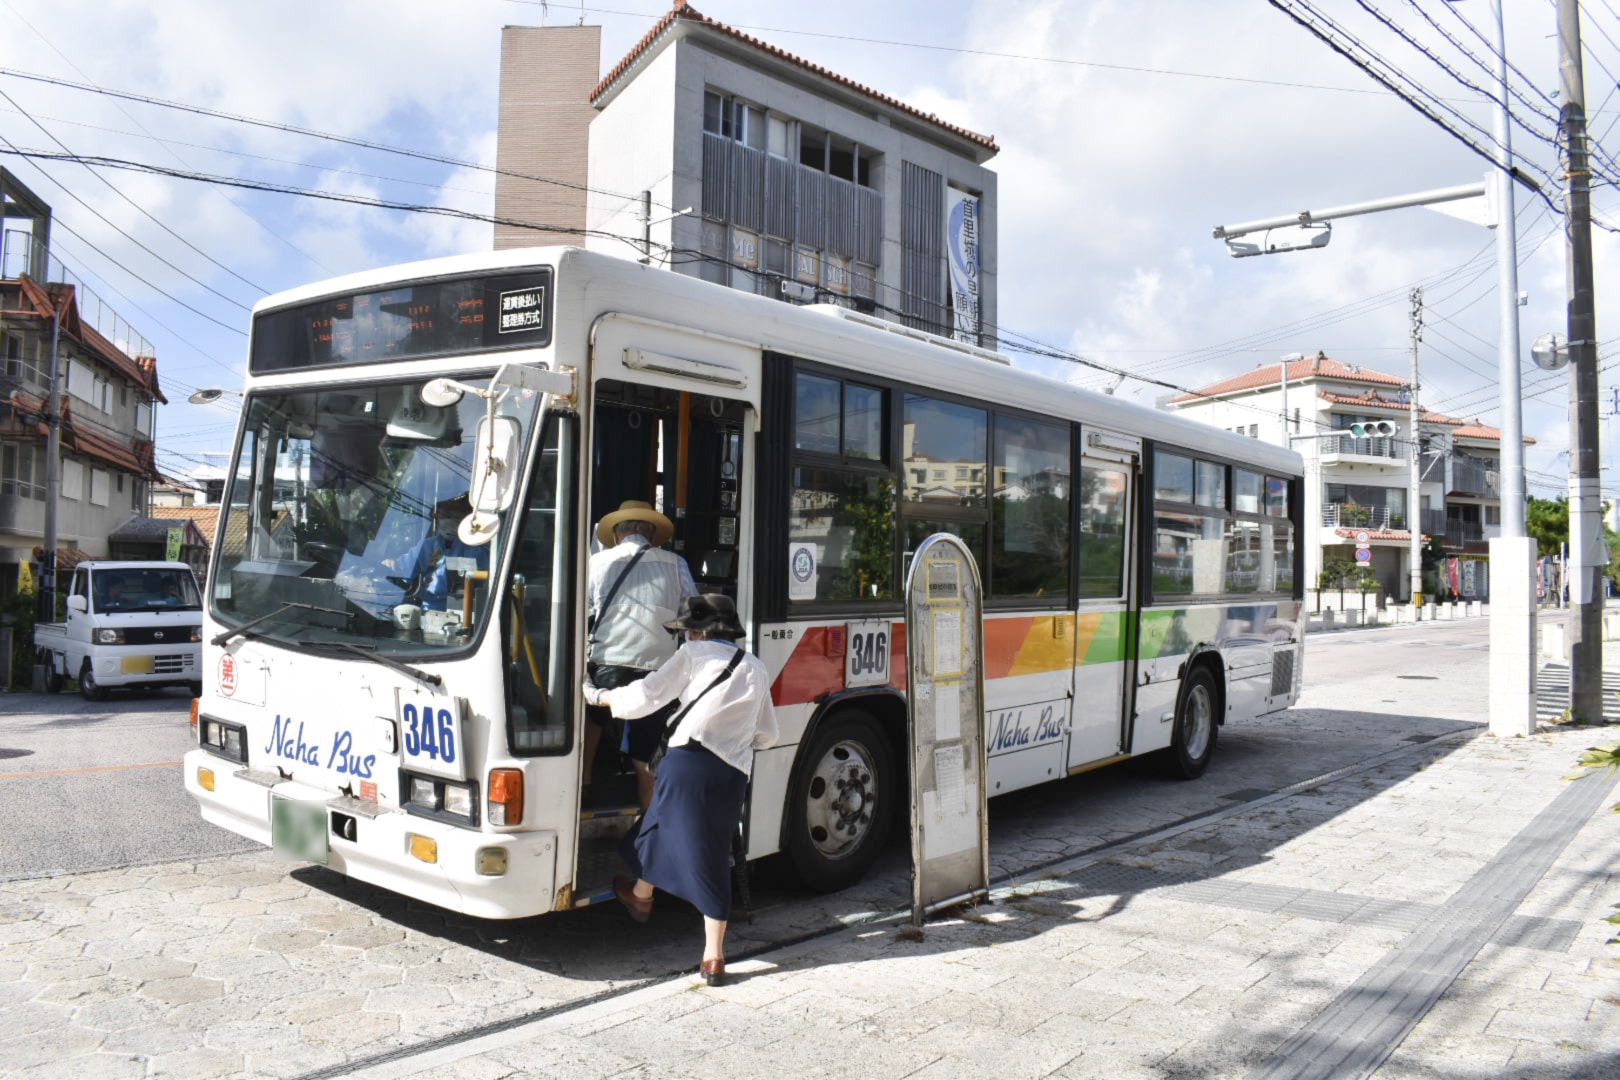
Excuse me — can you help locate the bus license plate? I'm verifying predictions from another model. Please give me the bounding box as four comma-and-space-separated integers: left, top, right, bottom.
846, 620, 891, 688
396, 689, 465, 780
270, 795, 329, 865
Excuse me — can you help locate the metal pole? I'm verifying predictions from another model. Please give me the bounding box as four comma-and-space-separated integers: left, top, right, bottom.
639, 190, 652, 264
1493, 0, 1525, 539
1559, 0, 1603, 723
37, 298, 61, 623
1279, 359, 1289, 448
1409, 288, 1423, 608
1488, 0, 1537, 737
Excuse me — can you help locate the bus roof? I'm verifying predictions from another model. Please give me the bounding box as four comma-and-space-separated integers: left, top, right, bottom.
250, 246, 1305, 479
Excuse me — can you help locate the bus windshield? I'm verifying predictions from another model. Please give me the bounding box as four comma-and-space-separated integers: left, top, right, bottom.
210, 374, 543, 654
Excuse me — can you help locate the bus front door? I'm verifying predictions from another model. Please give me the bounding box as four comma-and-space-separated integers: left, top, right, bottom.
1068, 447, 1138, 770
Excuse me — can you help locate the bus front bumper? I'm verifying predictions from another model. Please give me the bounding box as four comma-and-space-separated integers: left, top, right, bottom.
182, 750, 558, 919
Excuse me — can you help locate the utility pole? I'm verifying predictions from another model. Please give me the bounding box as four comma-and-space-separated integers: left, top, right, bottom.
1559, 0, 1603, 723
1409, 287, 1424, 609
37, 295, 62, 624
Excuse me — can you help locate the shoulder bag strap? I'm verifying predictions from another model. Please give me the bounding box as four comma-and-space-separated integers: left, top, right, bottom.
663, 648, 744, 738
588, 544, 651, 645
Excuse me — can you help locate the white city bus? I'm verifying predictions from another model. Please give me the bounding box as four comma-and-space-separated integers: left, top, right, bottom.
184, 247, 1305, 918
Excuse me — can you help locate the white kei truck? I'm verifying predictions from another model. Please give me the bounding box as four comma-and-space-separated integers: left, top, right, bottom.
33, 561, 204, 700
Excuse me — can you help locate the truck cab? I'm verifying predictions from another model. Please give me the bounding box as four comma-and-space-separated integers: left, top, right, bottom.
34, 561, 204, 700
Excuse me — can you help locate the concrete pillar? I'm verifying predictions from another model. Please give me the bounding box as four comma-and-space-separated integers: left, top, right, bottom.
1490, 536, 1538, 737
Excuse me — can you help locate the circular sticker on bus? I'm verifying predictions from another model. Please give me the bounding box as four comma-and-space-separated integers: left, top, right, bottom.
218, 653, 237, 698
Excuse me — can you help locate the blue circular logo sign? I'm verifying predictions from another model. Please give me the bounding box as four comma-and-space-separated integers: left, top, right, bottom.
791, 547, 815, 583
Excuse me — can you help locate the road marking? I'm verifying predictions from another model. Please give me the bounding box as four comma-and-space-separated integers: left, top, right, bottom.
0, 760, 182, 781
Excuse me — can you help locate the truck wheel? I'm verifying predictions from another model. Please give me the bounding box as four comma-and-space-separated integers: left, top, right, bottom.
1162, 665, 1218, 780
79, 660, 108, 702
784, 711, 895, 893
43, 653, 64, 694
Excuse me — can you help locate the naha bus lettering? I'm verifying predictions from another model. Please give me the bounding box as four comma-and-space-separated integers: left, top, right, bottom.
265, 715, 376, 779
987, 704, 1065, 754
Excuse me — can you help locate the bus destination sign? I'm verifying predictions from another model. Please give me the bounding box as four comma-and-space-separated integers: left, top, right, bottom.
250, 268, 554, 373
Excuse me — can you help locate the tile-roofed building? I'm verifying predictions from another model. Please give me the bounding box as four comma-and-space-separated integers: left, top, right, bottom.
496, 0, 999, 345
1169, 352, 1522, 605
2, 166, 166, 608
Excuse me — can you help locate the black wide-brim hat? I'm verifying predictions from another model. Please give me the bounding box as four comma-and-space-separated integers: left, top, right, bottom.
663, 593, 746, 640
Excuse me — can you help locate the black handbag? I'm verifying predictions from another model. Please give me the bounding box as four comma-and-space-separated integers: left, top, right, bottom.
648, 649, 744, 770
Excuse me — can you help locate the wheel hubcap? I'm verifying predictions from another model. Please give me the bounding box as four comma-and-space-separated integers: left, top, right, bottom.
804, 739, 877, 859
1183, 685, 1212, 759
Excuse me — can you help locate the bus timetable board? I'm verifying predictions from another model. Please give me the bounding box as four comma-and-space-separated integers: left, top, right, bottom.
249, 269, 554, 373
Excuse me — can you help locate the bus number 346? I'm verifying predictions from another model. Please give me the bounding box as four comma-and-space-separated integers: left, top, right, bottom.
401, 704, 458, 764
846, 622, 889, 687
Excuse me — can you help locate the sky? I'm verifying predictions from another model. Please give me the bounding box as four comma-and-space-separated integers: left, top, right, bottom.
1, 0, 1617, 498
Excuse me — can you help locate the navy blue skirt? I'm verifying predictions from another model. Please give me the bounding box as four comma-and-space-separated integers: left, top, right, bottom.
621, 741, 747, 921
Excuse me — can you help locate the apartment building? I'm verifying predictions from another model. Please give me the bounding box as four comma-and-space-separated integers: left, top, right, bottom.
1170, 352, 1526, 602
495, 1, 999, 344
0, 168, 165, 599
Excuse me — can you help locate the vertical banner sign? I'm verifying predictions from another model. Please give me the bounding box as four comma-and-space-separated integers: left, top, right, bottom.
945, 186, 980, 343
166, 527, 183, 562
905, 533, 989, 927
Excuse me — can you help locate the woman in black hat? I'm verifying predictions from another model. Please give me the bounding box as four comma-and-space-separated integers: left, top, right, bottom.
584, 593, 778, 986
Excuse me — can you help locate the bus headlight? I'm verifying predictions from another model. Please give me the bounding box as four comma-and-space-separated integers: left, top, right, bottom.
96, 628, 125, 644
401, 771, 480, 825
198, 716, 248, 763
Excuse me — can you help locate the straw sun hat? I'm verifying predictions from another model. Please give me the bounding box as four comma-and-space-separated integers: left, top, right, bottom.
595, 499, 675, 547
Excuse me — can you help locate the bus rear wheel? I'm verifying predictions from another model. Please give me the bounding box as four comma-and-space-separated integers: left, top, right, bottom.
1163, 665, 1218, 779
785, 712, 895, 893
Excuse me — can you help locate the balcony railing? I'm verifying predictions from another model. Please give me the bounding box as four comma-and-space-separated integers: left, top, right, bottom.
2, 227, 155, 359
1448, 454, 1499, 496
1321, 434, 1401, 459
1421, 509, 1486, 546
1322, 504, 1404, 531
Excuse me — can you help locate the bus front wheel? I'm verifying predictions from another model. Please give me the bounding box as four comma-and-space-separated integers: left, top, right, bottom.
785, 712, 895, 893
1163, 665, 1218, 780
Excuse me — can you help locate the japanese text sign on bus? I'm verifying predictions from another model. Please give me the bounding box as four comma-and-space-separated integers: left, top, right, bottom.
904, 533, 989, 926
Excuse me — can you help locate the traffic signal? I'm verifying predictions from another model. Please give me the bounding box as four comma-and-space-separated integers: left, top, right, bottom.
1349, 420, 1396, 437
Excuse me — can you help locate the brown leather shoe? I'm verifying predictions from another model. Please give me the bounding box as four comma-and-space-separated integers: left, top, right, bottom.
700, 958, 725, 987
613, 875, 652, 923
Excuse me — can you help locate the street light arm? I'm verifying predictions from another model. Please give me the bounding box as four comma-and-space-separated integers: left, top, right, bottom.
1213, 181, 1488, 240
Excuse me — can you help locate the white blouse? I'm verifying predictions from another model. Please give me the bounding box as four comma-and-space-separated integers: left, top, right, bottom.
600, 639, 779, 777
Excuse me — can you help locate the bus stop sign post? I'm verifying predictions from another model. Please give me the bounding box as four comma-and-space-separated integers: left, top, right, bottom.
904, 534, 990, 928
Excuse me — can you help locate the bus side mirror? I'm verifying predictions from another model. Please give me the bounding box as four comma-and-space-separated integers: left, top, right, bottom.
460, 415, 523, 547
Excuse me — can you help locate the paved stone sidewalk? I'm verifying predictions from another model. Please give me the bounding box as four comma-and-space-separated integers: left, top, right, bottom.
362, 725, 1620, 1080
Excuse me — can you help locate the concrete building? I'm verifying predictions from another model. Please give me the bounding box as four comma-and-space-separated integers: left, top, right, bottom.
1169, 352, 1529, 603
0, 168, 165, 601
495, 1, 999, 344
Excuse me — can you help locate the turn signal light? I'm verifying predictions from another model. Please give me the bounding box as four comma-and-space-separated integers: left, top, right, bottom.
488, 769, 523, 826
189, 697, 199, 733
197, 767, 215, 792
408, 834, 438, 863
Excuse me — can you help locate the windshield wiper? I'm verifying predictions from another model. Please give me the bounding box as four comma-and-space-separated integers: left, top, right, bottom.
210, 601, 353, 647
313, 639, 442, 688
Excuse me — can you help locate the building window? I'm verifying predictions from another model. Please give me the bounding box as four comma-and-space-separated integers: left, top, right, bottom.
1485, 505, 1501, 526
90, 468, 109, 507
0, 443, 45, 500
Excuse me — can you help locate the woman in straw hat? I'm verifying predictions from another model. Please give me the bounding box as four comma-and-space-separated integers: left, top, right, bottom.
585, 593, 777, 986
584, 500, 695, 809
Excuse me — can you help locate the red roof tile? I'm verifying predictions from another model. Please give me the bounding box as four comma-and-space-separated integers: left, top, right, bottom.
152, 505, 221, 545
589, 2, 997, 153
1171, 353, 1408, 403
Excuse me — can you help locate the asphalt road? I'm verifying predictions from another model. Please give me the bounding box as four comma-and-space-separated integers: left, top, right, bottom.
0, 686, 257, 880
